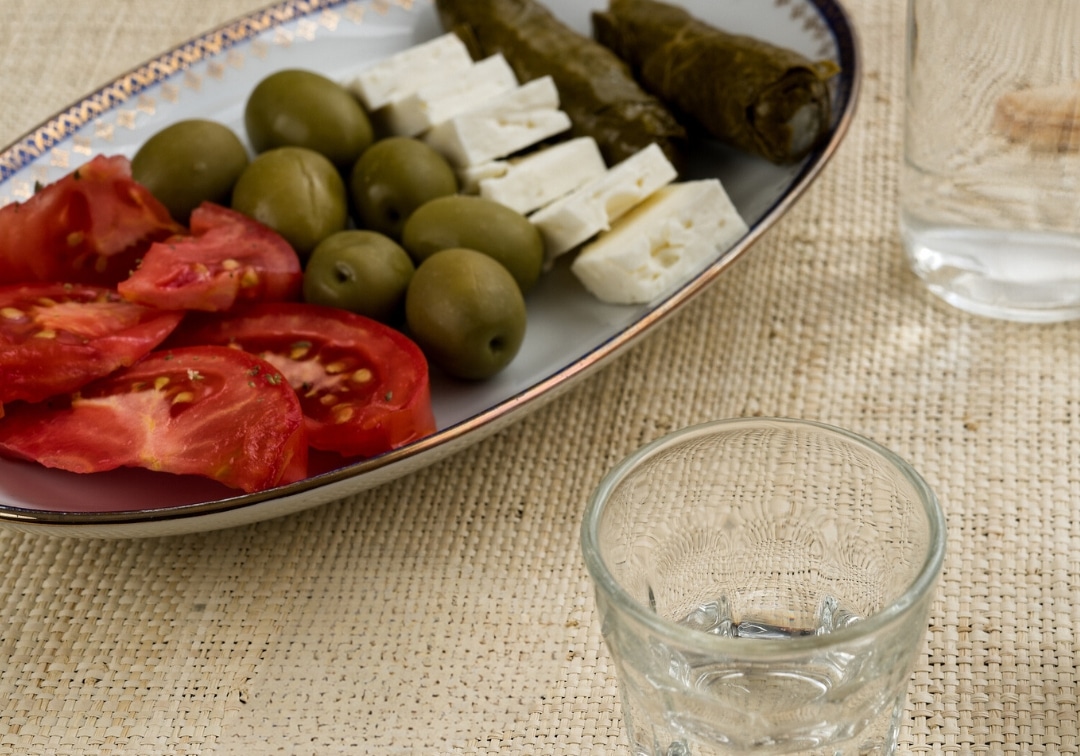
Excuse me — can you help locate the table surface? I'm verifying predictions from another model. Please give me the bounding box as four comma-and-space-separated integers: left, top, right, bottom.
1, 0, 1077, 753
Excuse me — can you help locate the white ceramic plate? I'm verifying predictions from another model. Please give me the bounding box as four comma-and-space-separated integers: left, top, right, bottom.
0, 0, 860, 537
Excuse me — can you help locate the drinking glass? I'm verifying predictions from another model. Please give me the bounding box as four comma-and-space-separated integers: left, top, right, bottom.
581, 418, 946, 755
900, 0, 1080, 322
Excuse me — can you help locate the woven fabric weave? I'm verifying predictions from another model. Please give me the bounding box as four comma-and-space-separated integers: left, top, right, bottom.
2, 0, 1078, 753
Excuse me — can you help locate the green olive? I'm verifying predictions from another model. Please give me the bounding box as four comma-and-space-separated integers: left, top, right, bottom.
131, 119, 249, 223
303, 230, 415, 323
245, 69, 374, 170
231, 146, 347, 257
406, 247, 526, 380
401, 195, 543, 293
349, 137, 458, 240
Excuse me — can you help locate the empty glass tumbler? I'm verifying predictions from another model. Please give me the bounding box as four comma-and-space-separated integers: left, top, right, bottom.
581, 418, 946, 755
900, 0, 1080, 321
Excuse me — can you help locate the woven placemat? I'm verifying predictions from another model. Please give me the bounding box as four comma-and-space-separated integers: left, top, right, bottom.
3, 0, 1079, 753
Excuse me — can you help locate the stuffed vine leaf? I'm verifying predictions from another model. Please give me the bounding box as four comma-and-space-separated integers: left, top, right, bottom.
592, 0, 840, 164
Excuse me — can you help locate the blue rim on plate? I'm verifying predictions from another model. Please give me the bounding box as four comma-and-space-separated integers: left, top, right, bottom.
0, 0, 862, 537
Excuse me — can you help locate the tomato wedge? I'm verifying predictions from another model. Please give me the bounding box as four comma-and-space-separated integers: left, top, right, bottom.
118, 202, 302, 312
0, 155, 182, 287
170, 303, 436, 458
0, 282, 184, 406
0, 346, 308, 493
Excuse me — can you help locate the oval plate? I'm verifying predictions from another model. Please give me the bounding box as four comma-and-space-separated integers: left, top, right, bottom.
0, 0, 860, 537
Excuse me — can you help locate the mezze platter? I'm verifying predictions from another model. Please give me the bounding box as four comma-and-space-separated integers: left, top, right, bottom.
0, 0, 859, 537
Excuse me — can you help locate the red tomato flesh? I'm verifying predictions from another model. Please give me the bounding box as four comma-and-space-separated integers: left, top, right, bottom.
170, 303, 437, 458
118, 202, 302, 312
0, 155, 182, 287
0, 282, 184, 406
0, 346, 309, 493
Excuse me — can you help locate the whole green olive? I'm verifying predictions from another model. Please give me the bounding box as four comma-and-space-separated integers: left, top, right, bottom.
231, 146, 348, 257
131, 119, 249, 224
405, 247, 526, 381
401, 195, 543, 293
303, 230, 415, 323
349, 137, 458, 240
245, 69, 374, 170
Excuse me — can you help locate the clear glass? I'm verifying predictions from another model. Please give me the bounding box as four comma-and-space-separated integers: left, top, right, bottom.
899, 0, 1080, 322
581, 418, 946, 755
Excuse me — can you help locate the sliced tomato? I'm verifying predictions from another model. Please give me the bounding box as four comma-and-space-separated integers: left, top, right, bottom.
0, 346, 308, 492
0, 155, 183, 287
0, 283, 185, 405
117, 202, 302, 312
169, 302, 436, 458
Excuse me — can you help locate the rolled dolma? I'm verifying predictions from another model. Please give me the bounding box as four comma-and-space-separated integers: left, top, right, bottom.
592, 0, 839, 164
435, 0, 687, 168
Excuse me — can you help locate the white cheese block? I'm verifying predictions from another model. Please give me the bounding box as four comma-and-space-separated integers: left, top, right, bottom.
570, 179, 749, 305
377, 54, 518, 137
423, 77, 571, 168
529, 143, 677, 261
347, 33, 474, 112
471, 137, 607, 215
458, 161, 509, 195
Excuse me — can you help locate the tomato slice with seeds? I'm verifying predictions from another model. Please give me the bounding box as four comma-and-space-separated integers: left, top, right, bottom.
117, 202, 302, 312
0, 155, 182, 287
0, 346, 308, 493
169, 302, 436, 458
0, 282, 184, 406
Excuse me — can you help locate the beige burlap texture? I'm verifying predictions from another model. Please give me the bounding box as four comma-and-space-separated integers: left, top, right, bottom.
1, 0, 1078, 753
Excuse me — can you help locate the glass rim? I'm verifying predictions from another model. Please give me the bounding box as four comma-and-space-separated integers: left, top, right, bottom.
580, 417, 947, 656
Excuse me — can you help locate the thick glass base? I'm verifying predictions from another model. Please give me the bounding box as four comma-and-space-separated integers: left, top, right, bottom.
620, 678, 906, 756
901, 217, 1080, 323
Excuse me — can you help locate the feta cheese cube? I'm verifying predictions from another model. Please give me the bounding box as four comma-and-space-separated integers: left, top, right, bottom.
530, 143, 678, 261
347, 33, 475, 112
424, 77, 571, 168
570, 179, 749, 305
478, 137, 606, 215
376, 54, 518, 137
